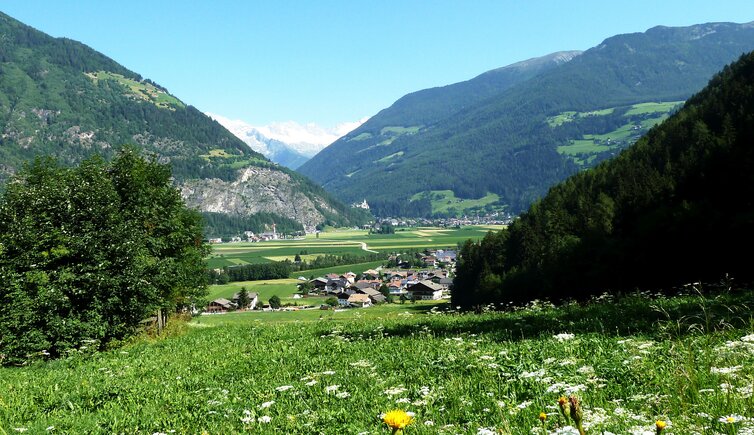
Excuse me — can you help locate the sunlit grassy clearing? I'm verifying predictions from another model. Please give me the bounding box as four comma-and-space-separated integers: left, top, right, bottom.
624, 101, 682, 116
3, 289, 753, 434
380, 125, 422, 135
558, 140, 618, 156
376, 151, 405, 163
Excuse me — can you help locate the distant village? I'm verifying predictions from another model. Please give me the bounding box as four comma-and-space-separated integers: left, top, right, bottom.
205, 249, 457, 313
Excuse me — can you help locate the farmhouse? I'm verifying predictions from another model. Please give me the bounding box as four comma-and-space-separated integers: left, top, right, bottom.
407, 280, 444, 300
310, 277, 329, 291
205, 298, 235, 313
359, 287, 386, 304
347, 293, 372, 308
232, 291, 259, 310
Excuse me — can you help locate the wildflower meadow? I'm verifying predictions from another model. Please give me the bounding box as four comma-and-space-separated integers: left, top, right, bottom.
1, 287, 754, 434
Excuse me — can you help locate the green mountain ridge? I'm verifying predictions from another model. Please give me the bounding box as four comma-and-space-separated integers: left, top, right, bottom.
298, 21, 754, 217
453, 50, 754, 305
0, 11, 367, 229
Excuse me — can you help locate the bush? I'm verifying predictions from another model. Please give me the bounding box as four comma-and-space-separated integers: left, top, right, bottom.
0, 149, 209, 365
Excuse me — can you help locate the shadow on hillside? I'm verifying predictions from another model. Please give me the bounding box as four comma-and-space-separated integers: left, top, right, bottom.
356, 290, 754, 342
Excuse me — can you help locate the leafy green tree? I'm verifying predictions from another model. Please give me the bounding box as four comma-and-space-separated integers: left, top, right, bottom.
324, 297, 338, 307
378, 284, 390, 297
0, 148, 208, 365
269, 295, 282, 309
299, 281, 313, 295
236, 287, 250, 310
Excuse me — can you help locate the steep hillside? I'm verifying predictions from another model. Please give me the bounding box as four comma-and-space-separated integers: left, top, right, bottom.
299, 22, 754, 217
454, 50, 754, 306
0, 12, 367, 229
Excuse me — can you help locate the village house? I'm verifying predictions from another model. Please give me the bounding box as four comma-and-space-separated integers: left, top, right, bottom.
359, 287, 387, 304
361, 269, 381, 280
310, 277, 329, 292
347, 293, 372, 308
326, 278, 349, 294
231, 292, 259, 310
205, 298, 235, 313
407, 280, 444, 300
341, 272, 357, 284
335, 292, 351, 307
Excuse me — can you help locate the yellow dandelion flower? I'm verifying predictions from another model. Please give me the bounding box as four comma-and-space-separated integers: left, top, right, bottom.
655, 419, 667, 433
383, 409, 414, 432
539, 412, 547, 422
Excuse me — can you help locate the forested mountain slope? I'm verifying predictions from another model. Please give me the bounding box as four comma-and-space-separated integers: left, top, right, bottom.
0, 12, 367, 229
453, 50, 754, 306
299, 22, 754, 217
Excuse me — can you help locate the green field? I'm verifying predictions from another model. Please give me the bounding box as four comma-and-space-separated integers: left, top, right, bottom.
4, 290, 754, 433
376, 151, 405, 163
207, 226, 500, 269
380, 126, 422, 135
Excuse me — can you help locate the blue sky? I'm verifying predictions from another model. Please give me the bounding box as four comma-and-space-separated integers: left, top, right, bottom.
3, 1, 754, 127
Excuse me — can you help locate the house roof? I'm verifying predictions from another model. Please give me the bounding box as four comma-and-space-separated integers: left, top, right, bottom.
347, 294, 371, 303
210, 298, 234, 308
354, 281, 376, 289
361, 288, 382, 296
408, 280, 444, 292
368, 293, 386, 302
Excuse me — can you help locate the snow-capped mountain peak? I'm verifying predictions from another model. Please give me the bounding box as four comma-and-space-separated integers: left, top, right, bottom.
207, 113, 366, 169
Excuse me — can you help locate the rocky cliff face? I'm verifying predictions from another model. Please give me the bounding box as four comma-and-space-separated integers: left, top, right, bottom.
179, 166, 336, 228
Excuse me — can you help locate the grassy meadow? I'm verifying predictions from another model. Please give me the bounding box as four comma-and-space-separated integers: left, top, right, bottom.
2, 287, 754, 434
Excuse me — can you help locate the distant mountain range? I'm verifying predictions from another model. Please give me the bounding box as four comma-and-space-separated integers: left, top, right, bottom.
0, 11, 368, 230
298, 21, 754, 218
207, 114, 365, 169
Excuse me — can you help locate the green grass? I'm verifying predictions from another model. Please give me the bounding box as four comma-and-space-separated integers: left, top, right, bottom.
351, 132, 374, 141
557, 140, 618, 156
624, 101, 682, 116
3, 289, 754, 433
376, 151, 404, 163
380, 126, 422, 135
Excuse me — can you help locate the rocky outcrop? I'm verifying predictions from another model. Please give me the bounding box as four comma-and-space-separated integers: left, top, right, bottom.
179, 166, 336, 227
